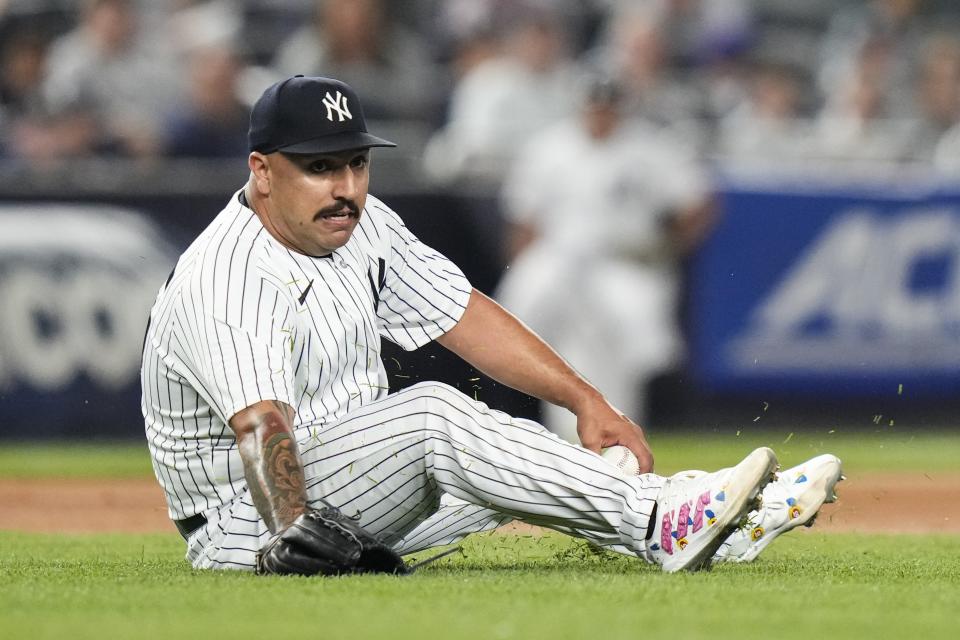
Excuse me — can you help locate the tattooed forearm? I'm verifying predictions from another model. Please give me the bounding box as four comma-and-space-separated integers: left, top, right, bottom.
234, 401, 306, 533
269, 399, 294, 422
258, 432, 306, 531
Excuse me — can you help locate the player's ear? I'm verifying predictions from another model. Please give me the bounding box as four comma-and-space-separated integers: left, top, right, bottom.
248, 152, 271, 196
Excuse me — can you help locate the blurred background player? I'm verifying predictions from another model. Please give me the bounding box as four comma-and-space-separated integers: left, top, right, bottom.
495, 75, 715, 444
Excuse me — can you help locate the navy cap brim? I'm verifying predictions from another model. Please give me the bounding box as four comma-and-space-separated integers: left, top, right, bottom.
274, 131, 396, 154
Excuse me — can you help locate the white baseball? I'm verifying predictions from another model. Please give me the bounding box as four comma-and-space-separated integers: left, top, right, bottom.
601, 445, 641, 476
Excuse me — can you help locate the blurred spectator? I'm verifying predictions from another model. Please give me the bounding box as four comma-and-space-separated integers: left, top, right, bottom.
654, 0, 755, 70
716, 60, 810, 161
272, 0, 443, 123
432, 0, 508, 80
161, 44, 249, 158
817, 0, 927, 120
422, 1, 579, 186
910, 34, 960, 161
42, 0, 184, 157
169, 0, 244, 54
0, 30, 98, 163
589, 1, 705, 145
433, 0, 602, 79
928, 35, 960, 173
810, 36, 916, 163
674, 0, 757, 133
495, 77, 715, 441
0, 32, 47, 119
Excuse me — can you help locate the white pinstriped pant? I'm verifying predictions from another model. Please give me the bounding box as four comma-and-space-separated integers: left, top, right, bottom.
186, 382, 662, 570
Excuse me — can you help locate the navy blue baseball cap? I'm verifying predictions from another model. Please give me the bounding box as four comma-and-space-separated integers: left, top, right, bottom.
248, 75, 396, 154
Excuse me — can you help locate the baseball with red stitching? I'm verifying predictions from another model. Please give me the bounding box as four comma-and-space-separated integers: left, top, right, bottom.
600, 445, 641, 476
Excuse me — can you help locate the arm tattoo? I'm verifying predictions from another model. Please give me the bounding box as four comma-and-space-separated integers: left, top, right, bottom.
259, 432, 306, 531
239, 404, 307, 533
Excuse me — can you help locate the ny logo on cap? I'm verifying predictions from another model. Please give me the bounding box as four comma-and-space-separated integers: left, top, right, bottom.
323, 91, 352, 122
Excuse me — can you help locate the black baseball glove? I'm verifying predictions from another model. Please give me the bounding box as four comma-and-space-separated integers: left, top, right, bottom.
255, 507, 410, 576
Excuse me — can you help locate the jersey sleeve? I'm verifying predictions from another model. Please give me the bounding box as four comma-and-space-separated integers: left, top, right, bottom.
173, 273, 297, 424
372, 203, 472, 351
201, 317, 296, 422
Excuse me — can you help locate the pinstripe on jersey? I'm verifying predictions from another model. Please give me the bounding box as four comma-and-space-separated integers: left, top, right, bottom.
141, 189, 471, 521
182, 381, 663, 570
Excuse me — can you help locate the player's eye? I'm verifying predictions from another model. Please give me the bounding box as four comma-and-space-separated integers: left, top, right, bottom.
308, 161, 329, 173
350, 155, 368, 169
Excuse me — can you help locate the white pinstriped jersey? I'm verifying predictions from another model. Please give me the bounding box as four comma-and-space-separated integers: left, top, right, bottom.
141, 190, 471, 520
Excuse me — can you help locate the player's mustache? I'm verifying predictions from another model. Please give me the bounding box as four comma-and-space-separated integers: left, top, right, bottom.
315, 200, 360, 220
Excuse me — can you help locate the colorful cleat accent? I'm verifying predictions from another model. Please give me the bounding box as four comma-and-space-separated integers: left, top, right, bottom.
645, 447, 778, 573
714, 454, 844, 563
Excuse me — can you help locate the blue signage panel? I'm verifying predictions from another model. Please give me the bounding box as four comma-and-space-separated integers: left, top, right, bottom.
0, 202, 183, 437
689, 179, 960, 397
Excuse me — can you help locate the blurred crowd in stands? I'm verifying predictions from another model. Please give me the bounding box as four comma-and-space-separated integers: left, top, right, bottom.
1, 0, 959, 179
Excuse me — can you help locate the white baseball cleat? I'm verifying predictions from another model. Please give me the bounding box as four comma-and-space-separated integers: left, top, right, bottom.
713, 453, 844, 563
645, 447, 778, 573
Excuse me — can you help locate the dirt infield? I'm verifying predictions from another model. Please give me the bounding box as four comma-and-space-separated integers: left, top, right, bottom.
1, 472, 957, 535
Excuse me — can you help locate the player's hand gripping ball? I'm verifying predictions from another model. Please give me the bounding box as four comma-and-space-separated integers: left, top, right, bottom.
601, 445, 641, 476
256, 507, 410, 576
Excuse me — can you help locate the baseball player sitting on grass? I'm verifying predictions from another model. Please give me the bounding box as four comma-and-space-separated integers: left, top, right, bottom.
141, 76, 843, 575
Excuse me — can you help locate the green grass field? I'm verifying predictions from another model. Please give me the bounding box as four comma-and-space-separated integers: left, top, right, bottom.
2, 531, 958, 640
1, 430, 958, 639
